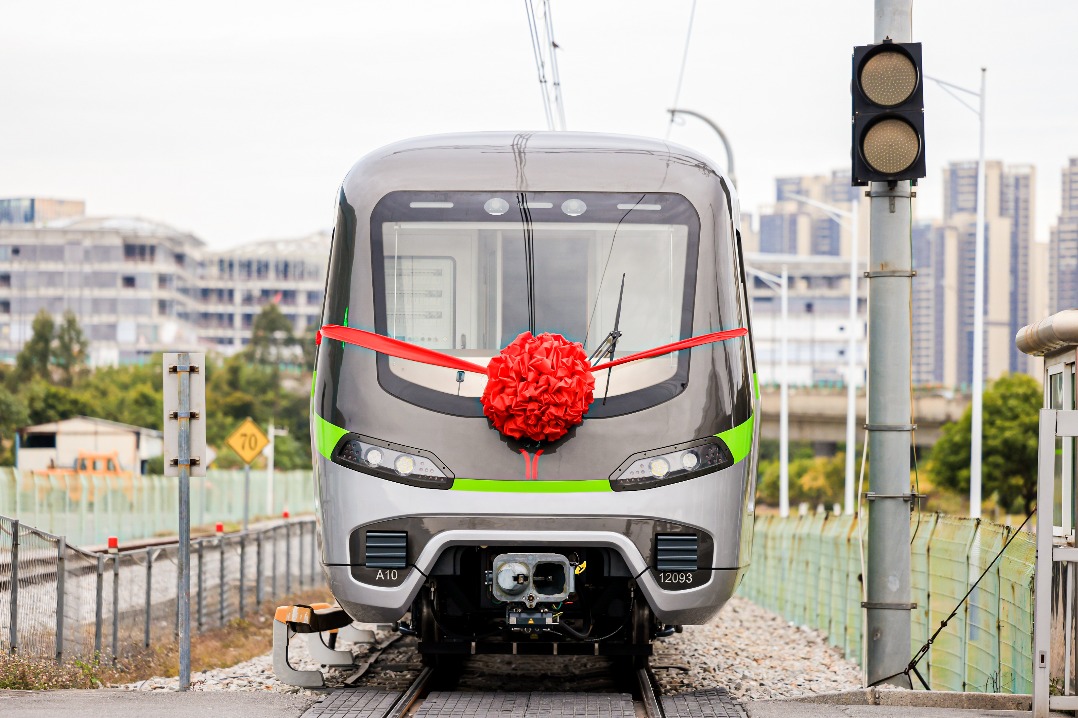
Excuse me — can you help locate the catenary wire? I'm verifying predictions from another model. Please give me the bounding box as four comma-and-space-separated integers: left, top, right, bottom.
543, 0, 567, 130
524, 0, 555, 131
665, 0, 697, 140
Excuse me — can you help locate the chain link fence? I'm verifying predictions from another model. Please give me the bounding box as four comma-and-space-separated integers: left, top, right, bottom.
0, 468, 314, 546
0, 513, 321, 663
741, 512, 1036, 693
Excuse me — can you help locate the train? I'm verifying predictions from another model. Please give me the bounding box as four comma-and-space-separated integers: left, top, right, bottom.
310, 131, 759, 663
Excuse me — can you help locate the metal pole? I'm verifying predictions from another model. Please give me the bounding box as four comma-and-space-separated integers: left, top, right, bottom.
196, 540, 204, 632
55, 536, 65, 662
243, 464, 250, 532
970, 68, 987, 519
846, 199, 859, 515
176, 351, 192, 690
864, 0, 914, 687
239, 532, 246, 618
255, 531, 264, 605
8, 519, 18, 654
266, 420, 275, 517
94, 554, 104, 655
144, 548, 153, 648
310, 520, 317, 586
219, 536, 226, 626
285, 521, 292, 596
779, 265, 790, 518
272, 525, 279, 597
111, 553, 119, 661
666, 108, 737, 189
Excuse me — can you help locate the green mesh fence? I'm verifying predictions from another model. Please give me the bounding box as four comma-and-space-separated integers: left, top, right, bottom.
0, 468, 314, 546
740, 512, 1035, 693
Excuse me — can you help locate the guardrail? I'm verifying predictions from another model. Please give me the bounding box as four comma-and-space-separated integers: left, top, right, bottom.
0, 514, 321, 662
0, 468, 314, 546
740, 512, 1036, 694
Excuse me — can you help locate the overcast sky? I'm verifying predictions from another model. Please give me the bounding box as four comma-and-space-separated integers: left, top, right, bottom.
2, 1, 1075, 248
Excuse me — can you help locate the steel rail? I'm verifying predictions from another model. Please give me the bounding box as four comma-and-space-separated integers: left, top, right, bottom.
636, 666, 666, 718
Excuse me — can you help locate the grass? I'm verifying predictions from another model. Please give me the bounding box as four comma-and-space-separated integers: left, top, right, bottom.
0, 587, 334, 689
0, 653, 106, 690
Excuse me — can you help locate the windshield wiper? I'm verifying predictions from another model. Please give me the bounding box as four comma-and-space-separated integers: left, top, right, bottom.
588, 273, 626, 404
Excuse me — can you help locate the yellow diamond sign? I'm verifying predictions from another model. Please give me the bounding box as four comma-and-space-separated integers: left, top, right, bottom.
226, 417, 270, 465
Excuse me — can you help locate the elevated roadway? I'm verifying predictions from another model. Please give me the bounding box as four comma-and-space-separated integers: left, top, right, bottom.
757, 387, 968, 450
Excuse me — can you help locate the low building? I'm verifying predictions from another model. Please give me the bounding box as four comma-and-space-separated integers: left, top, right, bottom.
17, 416, 163, 475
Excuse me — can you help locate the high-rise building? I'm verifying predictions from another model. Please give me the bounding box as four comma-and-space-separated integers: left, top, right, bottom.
1001, 165, 1036, 373
758, 170, 868, 260
917, 160, 1037, 386
912, 221, 959, 386
1050, 158, 1078, 314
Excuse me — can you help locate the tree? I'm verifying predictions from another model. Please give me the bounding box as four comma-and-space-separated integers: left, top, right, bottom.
928, 373, 1042, 513
14, 309, 54, 382
54, 311, 89, 386
246, 303, 299, 365
0, 386, 29, 465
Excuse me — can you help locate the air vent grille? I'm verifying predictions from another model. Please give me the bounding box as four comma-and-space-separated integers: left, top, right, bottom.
656, 534, 698, 571
365, 531, 408, 569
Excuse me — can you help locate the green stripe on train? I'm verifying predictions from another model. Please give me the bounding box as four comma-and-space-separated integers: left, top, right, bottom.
451, 478, 612, 493
313, 412, 348, 460
717, 412, 754, 464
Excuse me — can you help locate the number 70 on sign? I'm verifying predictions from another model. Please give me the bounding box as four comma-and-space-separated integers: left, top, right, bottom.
226, 417, 270, 465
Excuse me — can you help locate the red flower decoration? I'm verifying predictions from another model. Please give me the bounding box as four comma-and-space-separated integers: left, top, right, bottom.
481, 332, 596, 442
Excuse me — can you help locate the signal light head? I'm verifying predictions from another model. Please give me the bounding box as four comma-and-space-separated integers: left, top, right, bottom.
859, 49, 918, 107
851, 41, 925, 185
862, 118, 921, 175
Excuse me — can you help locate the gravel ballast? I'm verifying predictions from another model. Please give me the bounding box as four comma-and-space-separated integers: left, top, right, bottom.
121, 596, 864, 700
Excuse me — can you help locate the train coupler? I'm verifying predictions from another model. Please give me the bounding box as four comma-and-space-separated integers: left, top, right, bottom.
272, 602, 357, 687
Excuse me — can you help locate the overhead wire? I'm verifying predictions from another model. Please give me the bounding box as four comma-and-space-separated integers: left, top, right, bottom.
542, 0, 567, 130
665, 0, 697, 140
523, 0, 556, 131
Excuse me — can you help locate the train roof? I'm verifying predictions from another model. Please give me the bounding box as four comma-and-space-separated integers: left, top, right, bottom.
340, 131, 738, 223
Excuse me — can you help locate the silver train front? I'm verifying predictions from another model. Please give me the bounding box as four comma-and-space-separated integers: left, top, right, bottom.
310, 131, 759, 629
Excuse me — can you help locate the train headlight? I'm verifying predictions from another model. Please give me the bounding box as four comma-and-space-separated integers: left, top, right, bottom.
394, 454, 416, 476
333, 434, 454, 489
610, 438, 734, 491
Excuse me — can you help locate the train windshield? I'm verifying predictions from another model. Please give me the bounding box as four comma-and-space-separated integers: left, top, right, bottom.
364, 191, 700, 416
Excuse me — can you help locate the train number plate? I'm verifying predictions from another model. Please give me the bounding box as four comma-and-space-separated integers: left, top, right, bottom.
350, 565, 411, 587
654, 569, 709, 591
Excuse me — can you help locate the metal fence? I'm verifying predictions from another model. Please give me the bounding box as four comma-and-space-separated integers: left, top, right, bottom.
0, 514, 322, 662
0, 468, 314, 546
741, 512, 1037, 693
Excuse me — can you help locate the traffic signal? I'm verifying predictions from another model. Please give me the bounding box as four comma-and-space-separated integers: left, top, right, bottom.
851, 40, 925, 185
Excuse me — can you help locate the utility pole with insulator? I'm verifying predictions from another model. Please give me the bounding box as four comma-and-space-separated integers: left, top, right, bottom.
851, 0, 925, 688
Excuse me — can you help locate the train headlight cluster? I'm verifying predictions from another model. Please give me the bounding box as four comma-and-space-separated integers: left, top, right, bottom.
333, 434, 454, 489
610, 438, 734, 491
851, 40, 925, 185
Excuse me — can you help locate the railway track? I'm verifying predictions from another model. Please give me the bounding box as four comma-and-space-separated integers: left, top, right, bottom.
304, 646, 742, 718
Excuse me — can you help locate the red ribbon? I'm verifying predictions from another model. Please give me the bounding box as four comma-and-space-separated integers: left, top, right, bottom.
316, 323, 747, 442
317, 325, 746, 375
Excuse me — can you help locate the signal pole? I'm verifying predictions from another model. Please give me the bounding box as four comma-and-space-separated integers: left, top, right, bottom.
864, 0, 915, 688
